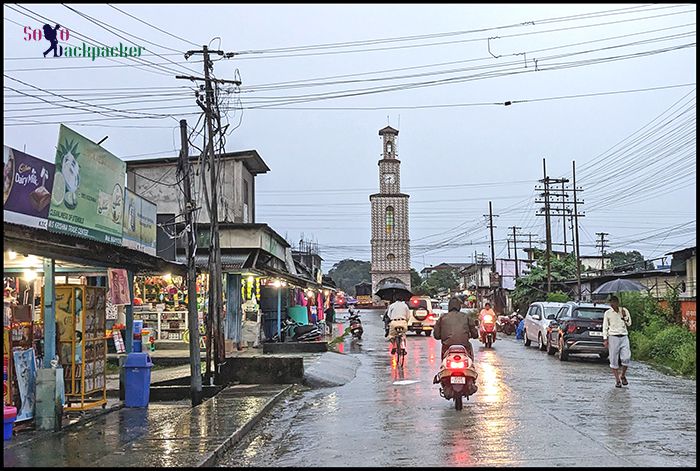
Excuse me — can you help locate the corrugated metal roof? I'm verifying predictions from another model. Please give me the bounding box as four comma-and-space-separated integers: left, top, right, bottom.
176, 253, 250, 269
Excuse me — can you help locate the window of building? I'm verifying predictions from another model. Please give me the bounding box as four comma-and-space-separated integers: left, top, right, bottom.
387, 253, 395, 261
386, 141, 393, 155
385, 206, 394, 234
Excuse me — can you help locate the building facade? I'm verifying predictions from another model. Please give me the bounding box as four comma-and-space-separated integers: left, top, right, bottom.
370, 126, 411, 295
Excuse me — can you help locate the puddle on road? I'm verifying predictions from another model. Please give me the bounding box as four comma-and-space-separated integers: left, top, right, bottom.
392, 380, 421, 385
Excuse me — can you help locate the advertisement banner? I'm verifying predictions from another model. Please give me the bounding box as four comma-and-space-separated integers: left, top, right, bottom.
13, 348, 37, 422
122, 189, 157, 255
3, 146, 55, 229
47, 125, 126, 244
108, 268, 131, 306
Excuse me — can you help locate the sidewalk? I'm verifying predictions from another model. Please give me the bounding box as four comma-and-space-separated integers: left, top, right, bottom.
3, 383, 292, 467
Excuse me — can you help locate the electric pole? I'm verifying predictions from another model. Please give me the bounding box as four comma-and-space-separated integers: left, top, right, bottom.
485, 201, 498, 273
178, 119, 202, 406
538, 159, 552, 293
596, 232, 610, 272
509, 226, 522, 278
561, 180, 568, 253
177, 45, 241, 384
572, 161, 584, 300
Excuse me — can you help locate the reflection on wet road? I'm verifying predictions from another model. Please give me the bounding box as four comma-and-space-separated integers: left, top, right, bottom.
218, 308, 696, 467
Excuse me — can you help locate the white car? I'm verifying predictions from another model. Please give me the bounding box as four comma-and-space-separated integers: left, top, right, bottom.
406, 296, 438, 335
522, 302, 566, 351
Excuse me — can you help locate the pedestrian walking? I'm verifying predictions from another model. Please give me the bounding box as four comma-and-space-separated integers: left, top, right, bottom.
602, 295, 632, 388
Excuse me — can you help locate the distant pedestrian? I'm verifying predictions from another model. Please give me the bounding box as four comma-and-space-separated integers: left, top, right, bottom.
602, 295, 632, 388
325, 304, 336, 336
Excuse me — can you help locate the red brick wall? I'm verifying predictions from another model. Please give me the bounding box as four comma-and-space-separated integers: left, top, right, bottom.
681, 299, 696, 334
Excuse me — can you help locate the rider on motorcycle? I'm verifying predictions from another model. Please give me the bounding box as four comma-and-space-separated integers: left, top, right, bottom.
479, 302, 496, 323
433, 297, 479, 360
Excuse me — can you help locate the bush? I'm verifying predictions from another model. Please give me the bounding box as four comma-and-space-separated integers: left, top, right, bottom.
651, 325, 695, 358
546, 291, 569, 303
672, 341, 696, 377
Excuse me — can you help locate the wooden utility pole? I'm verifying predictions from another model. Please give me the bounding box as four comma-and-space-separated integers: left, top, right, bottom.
486, 201, 497, 273
177, 46, 241, 385
178, 119, 202, 406
572, 161, 583, 300
510, 226, 522, 278
596, 232, 610, 272
561, 181, 568, 253
541, 159, 552, 293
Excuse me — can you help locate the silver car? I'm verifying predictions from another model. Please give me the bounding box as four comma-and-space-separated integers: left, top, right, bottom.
522, 302, 566, 351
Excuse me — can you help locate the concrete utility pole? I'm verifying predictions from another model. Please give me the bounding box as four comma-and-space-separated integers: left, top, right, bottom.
561, 180, 568, 253
177, 45, 241, 384
178, 119, 202, 406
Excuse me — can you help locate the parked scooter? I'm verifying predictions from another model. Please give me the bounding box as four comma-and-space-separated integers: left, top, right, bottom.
433, 345, 479, 411
497, 312, 520, 336
347, 307, 363, 340
479, 312, 497, 348
271, 317, 322, 342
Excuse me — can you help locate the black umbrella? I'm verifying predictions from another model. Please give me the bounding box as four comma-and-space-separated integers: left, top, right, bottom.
374, 277, 413, 301
592, 278, 647, 295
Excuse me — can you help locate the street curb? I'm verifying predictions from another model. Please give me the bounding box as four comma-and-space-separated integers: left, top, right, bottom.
196, 384, 294, 467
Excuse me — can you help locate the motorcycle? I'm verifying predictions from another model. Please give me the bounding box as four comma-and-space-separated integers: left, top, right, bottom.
270, 317, 322, 342
347, 309, 363, 340
433, 344, 479, 411
479, 313, 497, 348
497, 312, 519, 336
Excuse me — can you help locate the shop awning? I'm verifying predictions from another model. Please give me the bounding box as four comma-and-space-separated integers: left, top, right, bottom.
4, 222, 185, 275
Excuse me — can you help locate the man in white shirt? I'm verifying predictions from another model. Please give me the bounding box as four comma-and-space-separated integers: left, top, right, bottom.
602, 295, 633, 388
386, 297, 410, 342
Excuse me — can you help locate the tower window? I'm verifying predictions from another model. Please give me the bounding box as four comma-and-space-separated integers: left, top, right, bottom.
387, 253, 395, 261
386, 141, 393, 155
385, 206, 394, 234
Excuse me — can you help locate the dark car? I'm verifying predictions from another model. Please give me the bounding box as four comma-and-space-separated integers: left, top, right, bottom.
545, 302, 610, 361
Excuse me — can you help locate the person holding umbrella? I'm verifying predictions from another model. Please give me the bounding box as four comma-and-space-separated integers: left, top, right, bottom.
602, 295, 633, 388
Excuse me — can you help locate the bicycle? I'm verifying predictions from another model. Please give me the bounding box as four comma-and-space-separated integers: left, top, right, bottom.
391, 325, 407, 368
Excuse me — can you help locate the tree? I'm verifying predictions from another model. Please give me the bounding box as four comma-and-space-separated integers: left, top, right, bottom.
420, 269, 460, 298
512, 249, 578, 312
410, 268, 422, 290
607, 250, 651, 270
327, 259, 371, 295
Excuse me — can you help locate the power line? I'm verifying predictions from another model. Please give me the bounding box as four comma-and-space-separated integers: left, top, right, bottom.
105, 4, 200, 47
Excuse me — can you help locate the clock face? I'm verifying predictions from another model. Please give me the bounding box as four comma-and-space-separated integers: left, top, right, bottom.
383, 173, 395, 184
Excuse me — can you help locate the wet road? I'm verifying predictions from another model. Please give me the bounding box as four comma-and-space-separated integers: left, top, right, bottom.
217, 308, 696, 467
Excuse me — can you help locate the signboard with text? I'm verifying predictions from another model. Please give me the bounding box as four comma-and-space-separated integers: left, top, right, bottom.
3, 146, 55, 229
122, 189, 157, 255
47, 125, 126, 244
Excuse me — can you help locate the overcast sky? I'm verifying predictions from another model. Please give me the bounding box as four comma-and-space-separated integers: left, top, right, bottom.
4, 3, 697, 272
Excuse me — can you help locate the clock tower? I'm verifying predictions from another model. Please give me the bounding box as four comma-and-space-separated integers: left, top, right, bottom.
370, 126, 411, 298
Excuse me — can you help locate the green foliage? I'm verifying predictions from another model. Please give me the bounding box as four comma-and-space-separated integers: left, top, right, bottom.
619, 291, 669, 332
631, 324, 696, 378
546, 291, 569, 303
410, 268, 423, 291
419, 269, 460, 298
512, 251, 578, 311
327, 259, 371, 295
607, 250, 648, 270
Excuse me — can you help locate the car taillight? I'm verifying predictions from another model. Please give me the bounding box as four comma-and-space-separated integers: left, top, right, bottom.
566, 323, 577, 334
448, 360, 465, 369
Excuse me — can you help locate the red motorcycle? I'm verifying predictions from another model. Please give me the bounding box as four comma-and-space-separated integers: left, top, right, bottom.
479, 313, 497, 348
433, 345, 479, 411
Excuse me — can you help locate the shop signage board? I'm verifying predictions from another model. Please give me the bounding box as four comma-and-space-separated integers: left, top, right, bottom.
122, 189, 157, 255
3, 145, 55, 229
47, 125, 126, 245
